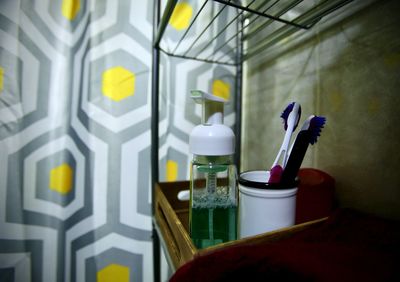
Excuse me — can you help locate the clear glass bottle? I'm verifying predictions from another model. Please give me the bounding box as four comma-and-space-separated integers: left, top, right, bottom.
189, 154, 238, 249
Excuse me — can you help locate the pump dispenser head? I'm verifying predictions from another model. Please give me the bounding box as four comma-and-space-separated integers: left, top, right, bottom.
189, 90, 235, 156
191, 90, 225, 125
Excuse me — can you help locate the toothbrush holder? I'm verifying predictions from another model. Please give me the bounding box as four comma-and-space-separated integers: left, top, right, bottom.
238, 170, 298, 239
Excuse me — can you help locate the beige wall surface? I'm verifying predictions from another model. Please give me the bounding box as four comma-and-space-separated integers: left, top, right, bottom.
242, 0, 400, 220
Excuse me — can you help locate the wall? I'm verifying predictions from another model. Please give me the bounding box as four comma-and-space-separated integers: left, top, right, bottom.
242, 0, 400, 220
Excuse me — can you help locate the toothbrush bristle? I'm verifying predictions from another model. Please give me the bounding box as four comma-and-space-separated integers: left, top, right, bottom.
309, 116, 326, 145
295, 106, 302, 129
280, 102, 294, 130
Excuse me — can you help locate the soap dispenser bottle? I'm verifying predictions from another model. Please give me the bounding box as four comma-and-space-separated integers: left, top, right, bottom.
189, 90, 238, 249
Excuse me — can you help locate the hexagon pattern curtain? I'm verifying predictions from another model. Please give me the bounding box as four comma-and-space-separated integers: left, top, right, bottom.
0, 0, 237, 281
158, 0, 238, 182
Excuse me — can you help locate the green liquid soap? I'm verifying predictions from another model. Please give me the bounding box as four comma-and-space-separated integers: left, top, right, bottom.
190, 193, 237, 249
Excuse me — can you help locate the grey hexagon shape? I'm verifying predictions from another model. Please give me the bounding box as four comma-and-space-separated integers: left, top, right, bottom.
85, 248, 142, 282
0, 47, 22, 109
48, 0, 88, 31
159, 147, 189, 182
35, 150, 76, 207
88, 49, 149, 117
162, 0, 198, 43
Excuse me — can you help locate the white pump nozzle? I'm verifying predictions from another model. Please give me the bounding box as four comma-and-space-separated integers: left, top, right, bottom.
189, 90, 235, 156
191, 90, 226, 125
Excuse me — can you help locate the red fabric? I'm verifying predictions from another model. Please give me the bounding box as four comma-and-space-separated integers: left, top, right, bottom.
296, 168, 335, 224
170, 209, 400, 282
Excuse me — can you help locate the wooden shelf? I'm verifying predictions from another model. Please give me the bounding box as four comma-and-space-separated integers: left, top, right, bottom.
154, 181, 327, 271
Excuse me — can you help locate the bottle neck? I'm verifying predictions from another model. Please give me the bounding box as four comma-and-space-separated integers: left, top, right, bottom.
193, 154, 234, 165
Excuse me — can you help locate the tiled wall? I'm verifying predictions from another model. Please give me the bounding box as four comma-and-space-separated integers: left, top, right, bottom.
242, 0, 400, 220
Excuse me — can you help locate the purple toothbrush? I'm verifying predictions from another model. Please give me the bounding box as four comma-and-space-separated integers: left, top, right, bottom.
280, 115, 326, 185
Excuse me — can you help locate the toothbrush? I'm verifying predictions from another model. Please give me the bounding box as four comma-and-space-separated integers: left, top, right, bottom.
280, 115, 326, 185
268, 102, 301, 183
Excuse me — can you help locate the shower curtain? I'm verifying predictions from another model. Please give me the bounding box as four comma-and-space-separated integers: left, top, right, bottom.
0, 1, 154, 281
0, 0, 237, 281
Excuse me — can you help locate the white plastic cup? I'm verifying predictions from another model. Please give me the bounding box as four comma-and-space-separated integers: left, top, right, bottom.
238, 170, 298, 238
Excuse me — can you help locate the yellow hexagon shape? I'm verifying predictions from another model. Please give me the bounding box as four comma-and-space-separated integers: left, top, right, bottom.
49, 163, 73, 195
169, 2, 193, 30
0, 66, 4, 93
102, 66, 135, 102
166, 160, 178, 182
62, 0, 81, 20
212, 79, 230, 101
97, 264, 130, 282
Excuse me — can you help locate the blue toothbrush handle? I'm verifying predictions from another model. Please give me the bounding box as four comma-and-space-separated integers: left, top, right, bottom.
280, 130, 310, 185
